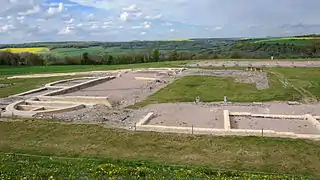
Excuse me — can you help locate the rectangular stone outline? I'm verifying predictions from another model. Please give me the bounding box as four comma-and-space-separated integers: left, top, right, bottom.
135, 110, 320, 141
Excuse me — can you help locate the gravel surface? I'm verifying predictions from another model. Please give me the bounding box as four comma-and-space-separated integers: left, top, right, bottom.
230, 116, 320, 134
63, 71, 176, 108
181, 69, 269, 90
145, 103, 224, 128
141, 102, 320, 134
35, 105, 147, 129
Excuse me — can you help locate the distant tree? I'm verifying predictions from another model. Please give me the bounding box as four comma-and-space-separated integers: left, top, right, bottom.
152, 49, 160, 61
170, 50, 178, 60
81, 52, 90, 65
230, 51, 242, 59
65, 56, 81, 65
24, 53, 44, 66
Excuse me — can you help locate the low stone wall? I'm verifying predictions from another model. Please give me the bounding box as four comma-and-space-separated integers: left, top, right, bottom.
306, 114, 320, 132
223, 110, 231, 130
229, 112, 307, 120
37, 96, 112, 107
135, 124, 320, 140
1, 100, 86, 118
45, 77, 96, 89
10, 87, 48, 97
135, 110, 320, 141
137, 112, 154, 126
45, 76, 115, 96
134, 77, 158, 81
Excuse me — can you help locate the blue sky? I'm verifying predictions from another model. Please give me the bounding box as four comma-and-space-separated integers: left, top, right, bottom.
1, 0, 320, 43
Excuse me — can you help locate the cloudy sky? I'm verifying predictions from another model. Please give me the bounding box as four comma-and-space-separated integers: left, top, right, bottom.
1, 0, 320, 43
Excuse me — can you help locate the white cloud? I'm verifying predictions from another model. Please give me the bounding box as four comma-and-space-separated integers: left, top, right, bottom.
47, 2, 64, 16
65, 18, 74, 24
18, 5, 40, 15
1, 0, 320, 43
0, 24, 15, 32
120, 12, 129, 21
140, 31, 146, 35
142, 21, 152, 28
131, 21, 152, 29
58, 25, 72, 35
145, 14, 162, 20
122, 4, 140, 12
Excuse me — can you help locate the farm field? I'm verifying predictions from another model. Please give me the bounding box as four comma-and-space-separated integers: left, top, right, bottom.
0, 121, 317, 178
253, 37, 320, 46
0, 47, 49, 53
49, 46, 199, 57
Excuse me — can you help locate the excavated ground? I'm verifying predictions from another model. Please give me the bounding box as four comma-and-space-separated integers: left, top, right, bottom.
2, 68, 320, 135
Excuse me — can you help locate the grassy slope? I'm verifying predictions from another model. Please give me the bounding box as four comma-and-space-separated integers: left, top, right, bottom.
0, 153, 301, 179
0, 121, 319, 178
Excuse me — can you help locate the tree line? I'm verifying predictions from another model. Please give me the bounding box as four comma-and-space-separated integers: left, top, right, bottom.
0, 49, 203, 66
2, 40, 320, 66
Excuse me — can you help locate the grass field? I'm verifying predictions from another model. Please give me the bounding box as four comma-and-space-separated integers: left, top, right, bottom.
132, 74, 298, 108
0, 120, 318, 178
1, 153, 302, 179
253, 37, 320, 46
132, 67, 320, 107
0, 47, 49, 53
50, 46, 171, 57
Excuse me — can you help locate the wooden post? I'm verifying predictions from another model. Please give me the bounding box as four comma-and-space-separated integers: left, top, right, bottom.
192, 125, 194, 135
262, 128, 264, 137
134, 123, 136, 131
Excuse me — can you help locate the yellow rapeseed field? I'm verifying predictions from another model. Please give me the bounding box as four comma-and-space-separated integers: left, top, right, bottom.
0, 47, 49, 53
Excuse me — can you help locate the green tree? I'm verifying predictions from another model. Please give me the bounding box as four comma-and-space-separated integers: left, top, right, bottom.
170, 50, 178, 60
81, 52, 90, 65
152, 49, 160, 61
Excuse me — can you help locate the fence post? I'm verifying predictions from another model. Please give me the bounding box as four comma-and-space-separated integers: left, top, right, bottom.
192, 125, 194, 135
134, 123, 136, 131
262, 128, 264, 137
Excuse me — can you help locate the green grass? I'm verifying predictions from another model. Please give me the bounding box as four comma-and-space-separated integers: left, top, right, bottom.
0, 121, 319, 178
253, 37, 320, 46
0, 153, 304, 179
0, 61, 185, 78
132, 74, 299, 108
269, 67, 320, 100
0, 76, 82, 98
131, 67, 320, 108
